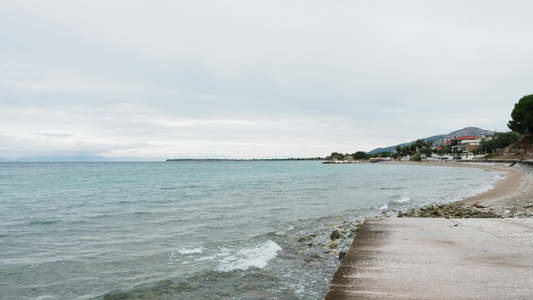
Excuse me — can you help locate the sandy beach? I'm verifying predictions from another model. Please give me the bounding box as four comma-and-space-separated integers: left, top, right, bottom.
458, 162, 533, 217
390, 160, 533, 218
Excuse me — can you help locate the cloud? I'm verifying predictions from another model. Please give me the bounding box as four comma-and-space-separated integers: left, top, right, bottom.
1, 1, 532, 159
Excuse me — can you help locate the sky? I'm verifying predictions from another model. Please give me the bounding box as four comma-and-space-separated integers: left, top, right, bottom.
1, 1, 532, 160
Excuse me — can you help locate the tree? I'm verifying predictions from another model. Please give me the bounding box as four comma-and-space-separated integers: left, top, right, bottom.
420, 147, 432, 157
330, 152, 344, 160
477, 131, 520, 153
377, 151, 391, 157
353, 151, 365, 159
508, 94, 533, 134
496, 131, 521, 147
439, 146, 452, 155
401, 145, 412, 156
415, 139, 426, 147
410, 153, 422, 161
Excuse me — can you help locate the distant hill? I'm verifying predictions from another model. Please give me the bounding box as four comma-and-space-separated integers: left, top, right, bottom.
368, 127, 495, 154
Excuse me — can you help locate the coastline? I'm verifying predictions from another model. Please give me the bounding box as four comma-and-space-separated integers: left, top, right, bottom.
385, 160, 533, 218
458, 163, 532, 217
325, 161, 533, 299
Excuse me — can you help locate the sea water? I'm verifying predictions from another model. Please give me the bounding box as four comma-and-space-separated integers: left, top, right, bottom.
0, 161, 502, 299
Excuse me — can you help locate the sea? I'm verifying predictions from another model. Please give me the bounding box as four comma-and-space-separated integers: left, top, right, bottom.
0, 161, 503, 300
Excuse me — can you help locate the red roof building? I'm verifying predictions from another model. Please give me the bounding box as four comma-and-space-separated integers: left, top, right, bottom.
450, 135, 489, 153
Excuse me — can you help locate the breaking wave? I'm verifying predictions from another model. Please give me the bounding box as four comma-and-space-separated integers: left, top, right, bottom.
216, 240, 281, 272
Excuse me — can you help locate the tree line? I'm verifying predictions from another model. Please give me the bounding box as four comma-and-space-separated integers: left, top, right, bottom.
326, 94, 532, 161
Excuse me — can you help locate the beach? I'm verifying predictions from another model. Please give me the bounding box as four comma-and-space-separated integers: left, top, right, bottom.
386, 159, 533, 218
325, 160, 533, 299
458, 162, 533, 218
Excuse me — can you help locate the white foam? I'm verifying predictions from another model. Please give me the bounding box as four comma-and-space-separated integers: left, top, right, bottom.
275, 225, 294, 235
216, 240, 282, 272
378, 204, 388, 210
195, 250, 229, 262
395, 196, 411, 203
178, 247, 204, 255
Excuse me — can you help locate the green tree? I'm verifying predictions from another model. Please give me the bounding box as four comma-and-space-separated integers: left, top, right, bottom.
402, 145, 412, 155
415, 139, 426, 147
439, 146, 452, 155
410, 153, 422, 161
478, 138, 497, 153
508, 94, 533, 134
330, 152, 344, 160
353, 151, 365, 159
497, 131, 521, 147
420, 147, 432, 157
395, 145, 402, 154
477, 131, 520, 153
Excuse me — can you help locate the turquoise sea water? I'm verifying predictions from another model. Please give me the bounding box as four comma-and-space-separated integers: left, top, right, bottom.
0, 161, 502, 299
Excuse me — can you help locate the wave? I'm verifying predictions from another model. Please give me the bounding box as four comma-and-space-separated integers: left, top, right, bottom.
268, 207, 289, 211
93, 270, 283, 300
28, 219, 60, 226
178, 247, 204, 255
379, 186, 403, 190
216, 240, 281, 272
394, 195, 411, 203
133, 211, 154, 215
377, 203, 388, 210
94, 279, 195, 300
275, 225, 294, 235
159, 186, 178, 190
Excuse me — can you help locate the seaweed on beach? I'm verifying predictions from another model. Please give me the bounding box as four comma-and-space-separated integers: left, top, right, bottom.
397, 203, 501, 219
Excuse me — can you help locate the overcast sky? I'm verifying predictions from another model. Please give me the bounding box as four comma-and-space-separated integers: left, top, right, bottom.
1, 1, 532, 160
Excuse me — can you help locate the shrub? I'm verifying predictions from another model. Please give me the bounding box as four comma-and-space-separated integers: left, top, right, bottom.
410, 153, 422, 161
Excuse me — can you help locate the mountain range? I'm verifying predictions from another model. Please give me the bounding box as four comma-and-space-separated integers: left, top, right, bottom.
0, 127, 497, 161
368, 127, 496, 154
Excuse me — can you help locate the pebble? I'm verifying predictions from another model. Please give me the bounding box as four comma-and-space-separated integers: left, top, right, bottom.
397, 203, 500, 219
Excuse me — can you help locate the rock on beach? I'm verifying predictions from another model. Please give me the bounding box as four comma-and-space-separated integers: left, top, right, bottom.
397, 203, 501, 219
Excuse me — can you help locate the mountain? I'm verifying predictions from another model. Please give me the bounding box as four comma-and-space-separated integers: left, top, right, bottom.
368, 127, 495, 154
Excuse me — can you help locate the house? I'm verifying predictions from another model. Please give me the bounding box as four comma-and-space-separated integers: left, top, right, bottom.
449, 135, 490, 154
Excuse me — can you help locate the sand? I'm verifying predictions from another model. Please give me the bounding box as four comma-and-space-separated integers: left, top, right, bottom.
389, 160, 533, 217
458, 162, 533, 217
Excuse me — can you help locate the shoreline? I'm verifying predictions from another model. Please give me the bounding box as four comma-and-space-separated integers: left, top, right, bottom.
325, 161, 533, 299
386, 160, 533, 218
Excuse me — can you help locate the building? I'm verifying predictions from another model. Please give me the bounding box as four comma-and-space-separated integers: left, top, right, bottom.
449, 135, 489, 154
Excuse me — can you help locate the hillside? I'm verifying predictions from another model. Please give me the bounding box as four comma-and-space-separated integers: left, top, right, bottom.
493, 134, 533, 159
368, 127, 495, 154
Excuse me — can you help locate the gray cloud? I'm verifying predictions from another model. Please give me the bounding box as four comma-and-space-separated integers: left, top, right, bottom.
1, 1, 531, 159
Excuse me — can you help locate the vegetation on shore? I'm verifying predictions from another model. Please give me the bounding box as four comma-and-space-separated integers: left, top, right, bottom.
327, 94, 533, 162
508, 94, 533, 135
480, 94, 533, 159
